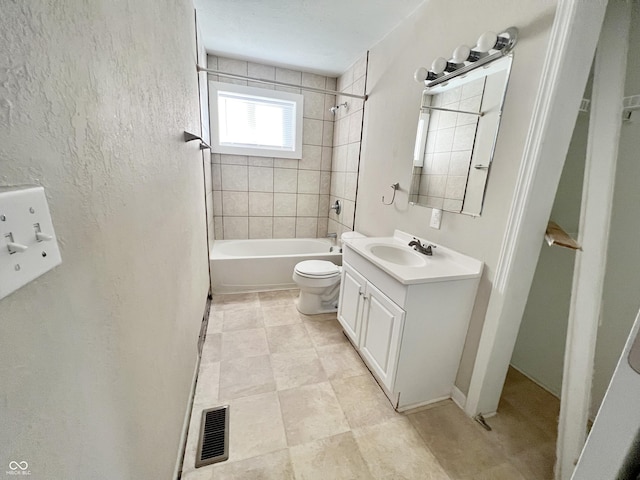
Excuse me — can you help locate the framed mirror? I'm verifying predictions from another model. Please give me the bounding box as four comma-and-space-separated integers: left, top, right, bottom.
409, 55, 513, 216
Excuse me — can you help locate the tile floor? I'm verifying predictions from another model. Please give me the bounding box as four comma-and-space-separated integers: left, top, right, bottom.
180, 290, 559, 480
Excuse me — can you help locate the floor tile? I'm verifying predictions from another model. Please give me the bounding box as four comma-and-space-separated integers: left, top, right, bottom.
206, 310, 224, 334
289, 432, 372, 480
303, 317, 349, 348
211, 449, 294, 479
212, 292, 260, 311
331, 374, 398, 429
222, 307, 264, 331
408, 402, 505, 478
316, 342, 369, 380
258, 289, 298, 308
193, 361, 220, 408
181, 467, 214, 480
265, 323, 314, 353
221, 328, 269, 360
262, 304, 302, 327
201, 333, 221, 364
218, 355, 275, 400
271, 348, 327, 391
353, 417, 450, 480
279, 381, 350, 446
460, 463, 528, 480
225, 391, 287, 462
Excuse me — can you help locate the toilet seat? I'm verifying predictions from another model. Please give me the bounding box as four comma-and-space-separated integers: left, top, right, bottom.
294, 260, 341, 279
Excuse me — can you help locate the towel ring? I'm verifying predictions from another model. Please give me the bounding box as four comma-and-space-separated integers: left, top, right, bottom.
382, 183, 400, 205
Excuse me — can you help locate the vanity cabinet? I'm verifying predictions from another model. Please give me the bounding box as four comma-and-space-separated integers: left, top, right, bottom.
338, 263, 405, 391
337, 239, 482, 411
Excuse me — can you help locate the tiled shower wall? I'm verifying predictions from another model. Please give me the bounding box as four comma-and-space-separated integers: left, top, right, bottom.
328, 55, 367, 236
208, 55, 337, 239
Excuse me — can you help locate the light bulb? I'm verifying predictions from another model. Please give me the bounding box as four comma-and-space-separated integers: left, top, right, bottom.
414, 67, 429, 83
476, 31, 498, 52
452, 45, 471, 64
431, 57, 447, 75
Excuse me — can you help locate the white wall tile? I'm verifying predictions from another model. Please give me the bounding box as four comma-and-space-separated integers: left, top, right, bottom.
297, 170, 320, 194
273, 193, 297, 216
222, 191, 249, 216
322, 121, 334, 146
248, 62, 275, 80
211, 153, 221, 164
442, 198, 463, 212
213, 191, 222, 216
221, 164, 248, 191
274, 158, 299, 169
249, 192, 274, 216
295, 217, 317, 238
212, 164, 222, 191
223, 217, 248, 239
344, 173, 358, 201
303, 91, 325, 120
346, 143, 360, 172
318, 195, 330, 217
249, 217, 273, 239
428, 175, 447, 197
317, 217, 329, 238
220, 154, 248, 165
299, 145, 322, 170
273, 217, 296, 238
218, 57, 248, 76
348, 111, 363, 143
296, 194, 319, 216
274, 168, 298, 193
445, 175, 468, 201
248, 156, 274, 167
303, 118, 323, 146
320, 172, 331, 195
434, 127, 455, 153
324, 94, 337, 121
461, 78, 485, 100
302, 72, 326, 89
431, 152, 451, 175
249, 166, 274, 192
452, 124, 478, 152
449, 151, 472, 176
341, 200, 355, 229
425, 196, 444, 209
321, 146, 333, 171
276, 67, 302, 85
214, 216, 223, 239
326, 77, 337, 91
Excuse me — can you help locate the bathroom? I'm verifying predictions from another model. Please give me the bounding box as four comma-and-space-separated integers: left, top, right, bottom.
1, 0, 637, 479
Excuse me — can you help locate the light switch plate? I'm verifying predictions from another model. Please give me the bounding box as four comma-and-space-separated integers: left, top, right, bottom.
0, 186, 62, 300
430, 208, 442, 229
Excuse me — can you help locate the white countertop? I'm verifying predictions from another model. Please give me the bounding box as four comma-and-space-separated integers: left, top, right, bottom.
343, 230, 483, 285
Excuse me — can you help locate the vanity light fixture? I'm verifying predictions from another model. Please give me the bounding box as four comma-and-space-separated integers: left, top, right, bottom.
413, 27, 518, 88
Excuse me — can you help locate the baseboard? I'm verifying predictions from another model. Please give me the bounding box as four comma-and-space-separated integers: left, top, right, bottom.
451, 385, 467, 410
173, 354, 200, 480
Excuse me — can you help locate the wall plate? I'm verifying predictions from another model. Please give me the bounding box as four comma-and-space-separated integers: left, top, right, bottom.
0, 186, 62, 300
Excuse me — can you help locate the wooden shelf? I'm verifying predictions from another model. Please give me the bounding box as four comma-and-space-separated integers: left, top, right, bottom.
545, 221, 581, 250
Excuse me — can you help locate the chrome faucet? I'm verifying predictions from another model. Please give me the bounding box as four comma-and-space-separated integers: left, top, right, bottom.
408, 237, 435, 256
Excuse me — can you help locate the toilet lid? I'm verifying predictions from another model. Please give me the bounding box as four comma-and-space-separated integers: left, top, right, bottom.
295, 260, 341, 278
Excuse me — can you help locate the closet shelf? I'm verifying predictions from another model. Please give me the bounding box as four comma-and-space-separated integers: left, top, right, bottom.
545, 221, 581, 250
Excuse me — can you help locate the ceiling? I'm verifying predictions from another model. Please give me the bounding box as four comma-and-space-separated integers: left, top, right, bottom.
194, 0, 426, 77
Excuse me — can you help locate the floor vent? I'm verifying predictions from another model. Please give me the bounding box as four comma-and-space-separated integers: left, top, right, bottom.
195, 405, 229, 467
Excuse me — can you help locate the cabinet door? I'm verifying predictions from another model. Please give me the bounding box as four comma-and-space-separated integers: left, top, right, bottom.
337, 263, 367, 345
359, 282, 405, 391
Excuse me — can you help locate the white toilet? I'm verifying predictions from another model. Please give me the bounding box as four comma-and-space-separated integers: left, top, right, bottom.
292, 260, 342, 314
292, 231, 365, 315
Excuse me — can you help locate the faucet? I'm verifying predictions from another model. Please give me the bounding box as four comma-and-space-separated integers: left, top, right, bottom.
408, 237, 435, 256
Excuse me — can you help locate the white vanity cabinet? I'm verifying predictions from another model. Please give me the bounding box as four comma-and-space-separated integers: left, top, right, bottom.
337, 233, 482, 411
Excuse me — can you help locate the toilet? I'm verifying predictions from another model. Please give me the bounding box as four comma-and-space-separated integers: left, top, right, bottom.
292, 231, 365, 315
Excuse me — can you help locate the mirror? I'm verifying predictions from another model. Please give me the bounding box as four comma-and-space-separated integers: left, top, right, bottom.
409, 55, 513, 216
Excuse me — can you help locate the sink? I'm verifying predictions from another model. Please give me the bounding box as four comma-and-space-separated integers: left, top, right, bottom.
367, 244, 427, 267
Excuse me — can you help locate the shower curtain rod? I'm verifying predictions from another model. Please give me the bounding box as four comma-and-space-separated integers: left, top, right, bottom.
197, 66, 368, 101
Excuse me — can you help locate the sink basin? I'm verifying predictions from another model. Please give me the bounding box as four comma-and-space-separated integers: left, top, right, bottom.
367, 244, 427, 267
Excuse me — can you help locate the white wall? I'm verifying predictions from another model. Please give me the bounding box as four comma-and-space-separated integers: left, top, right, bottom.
0, 1, 209, 478
355, 0, 557, 394
592, 3, 640, 416
510, 111, 588, 396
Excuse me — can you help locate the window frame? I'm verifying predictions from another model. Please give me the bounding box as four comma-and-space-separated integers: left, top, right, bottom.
209, 81, 303, 159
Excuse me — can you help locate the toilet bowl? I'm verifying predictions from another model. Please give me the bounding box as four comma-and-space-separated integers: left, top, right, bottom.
292, 260, 342, 315
292, 231, 366, 315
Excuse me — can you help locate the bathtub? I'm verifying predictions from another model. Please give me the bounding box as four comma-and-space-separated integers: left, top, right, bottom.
210, 238, 342, 294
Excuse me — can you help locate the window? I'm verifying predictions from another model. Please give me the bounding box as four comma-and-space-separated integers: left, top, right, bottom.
209, 81, 303, 159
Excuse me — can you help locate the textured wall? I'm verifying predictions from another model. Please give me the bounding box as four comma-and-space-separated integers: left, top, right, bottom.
208, 56, 336, 239
353, 0, 557, 394
0, 1, 208, 478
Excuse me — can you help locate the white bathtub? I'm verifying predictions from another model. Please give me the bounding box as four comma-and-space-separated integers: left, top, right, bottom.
210, 238, 342, 294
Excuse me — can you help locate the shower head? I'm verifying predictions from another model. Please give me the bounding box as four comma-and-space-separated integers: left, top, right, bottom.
329, 102, 348, 115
